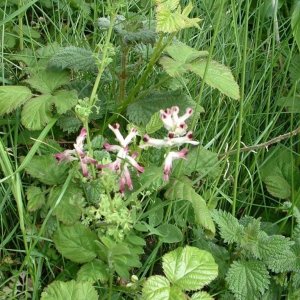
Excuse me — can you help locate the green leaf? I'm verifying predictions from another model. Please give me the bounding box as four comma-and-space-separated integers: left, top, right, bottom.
0, 86, 32, 115
191, 291, 214, 300
226, 260, 270, 300
25, 69, 70, 94
145, 111, 164, 134
48, 185, 84, 225
156, 224, 183, 243
14, 24, 41, 39
53, 223, 98, 263
263, 175, 291, 199
26, 186, 45, 212
21, 94, 54, 130
51, 90, 78, 114
163, 246, 218, 291
24, 155, 68, 185
292, 2, 300, 52
187, 59, 240, 99
212, 210, 244, 244
165, 178, 215, 235
142, 275, 170, 300
277, 96, 300, 113
77, 259, 109, 283
41, 280, 98, 300
48, 46, 98, 72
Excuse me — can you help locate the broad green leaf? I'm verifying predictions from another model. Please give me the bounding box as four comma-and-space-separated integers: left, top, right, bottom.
148, 198, 164, 227
191, 291, 214, 300
41, 280, 98, 300
292, 2, 300, 52
77, 259, 109, 283
163, 246, 218, 291
48, 185, 84, 225
226, 260, 270, 300
160, 56, 187, 77
187, 59, 240, 99
263, 175, 291, 199
24, 155, 68, 185
53, 223, 98, 263
169, 286, 186, 300
26, 186, 45, 212
0, 86, 32, 115
25, 69, 70, 94
21, 94, 54, 130
156, 224, 183, 243
51, 90, 78, 114
155, 0, 180, 11
212, 210, 244, 244
165, 177, 215, 235
145, 111, 163, 134
142, 275, 170, 300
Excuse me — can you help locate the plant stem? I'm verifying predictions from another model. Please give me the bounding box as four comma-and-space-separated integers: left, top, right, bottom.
18, 0, 24, 51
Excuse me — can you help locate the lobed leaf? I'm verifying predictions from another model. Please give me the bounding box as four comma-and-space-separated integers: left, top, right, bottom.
77, 259, 109, 283
142, 275, 171, 300
26, 186, 45, 212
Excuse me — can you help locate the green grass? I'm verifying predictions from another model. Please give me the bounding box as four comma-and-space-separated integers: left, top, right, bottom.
0, 0, 299, 299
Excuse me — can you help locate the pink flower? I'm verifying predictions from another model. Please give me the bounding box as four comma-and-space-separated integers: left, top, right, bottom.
101, 124, 144, 194
163, 149, 188, 181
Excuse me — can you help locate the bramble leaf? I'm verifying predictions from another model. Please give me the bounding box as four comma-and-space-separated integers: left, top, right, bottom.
0, 86, 32, 115
26, 186, 45, 211
41, 280, 98, 300
191, 291, 214, 300
162, 246, 218, 291
142, 275, 170, 300
53, 223, 98, 263
77, 259, 109, 283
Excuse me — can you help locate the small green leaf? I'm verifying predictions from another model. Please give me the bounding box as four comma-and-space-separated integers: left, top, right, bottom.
165, 178, 215, 235
26, 186, 45, 211
156, 224, 183, 243
77, 259, 109, 283
48, 185, 84, 225
146, 111, 163, 134
51, 90, 78, 114
163, 246, 218, 291
41, 280, 98, 300
263, 175, 291, 199
24, 155, 68, 185
25, 69, 70, 94
226, 260, 270, 300
142, 275, 170, 300
0, 86, 32, 115
53, 223, 98, 263
21, 94, 54, 130
191, 291, 214, 300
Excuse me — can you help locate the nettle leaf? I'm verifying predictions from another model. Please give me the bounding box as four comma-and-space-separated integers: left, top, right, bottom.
226, 260, 270, 300
41, 280, 98, 300
155, 0, 200, 33
25, 69, 70, 94
24, 155, 68, 185
26, 186, 45, 212
142, 275, 171, 300
191, 291, 214, 300
21, 94, 54, 130
165, 177, 215, 235
77, 259, 109, 283
48, 46, 98, 72
0, 86, 32, 115
57, 112, 82, 134
53, 223, 98, 263
156, 224, 183, 243
212, 210, 244, 244
48, 185, 84, 225
162, 246, 218, 291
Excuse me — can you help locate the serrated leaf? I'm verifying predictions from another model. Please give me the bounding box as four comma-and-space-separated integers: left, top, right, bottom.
48, 46, 97, 72
57, 113, 82, 134
191, 291, 214, 300
53, 223, 98, 263
156, 224, 183, 243
0, 86, 32, 115
21, 94, 54, 130
187, 59, 240, 99
25, 69, 70, 94
51, 90, 78, 114
226, 260, 270, 300
212, 210, 244, 244
26, 186, 45, 211
263, 175, 291, 199
146, 111, 163, 134
48, 185, 84, 225
163, 246, 218, 291
24, 155, 68, 185
77, 259, 109, 283
165, 178, 215, 235
142, 275, 170, 300
41, 280, 98, 300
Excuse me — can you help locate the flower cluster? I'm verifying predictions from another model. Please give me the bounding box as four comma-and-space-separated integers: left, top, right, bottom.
54, 128, 97, 177
140, 106, 199, 181
98, 124, 144, 195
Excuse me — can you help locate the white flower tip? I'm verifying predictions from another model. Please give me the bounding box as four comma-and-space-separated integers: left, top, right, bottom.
171, 106, 179, 113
